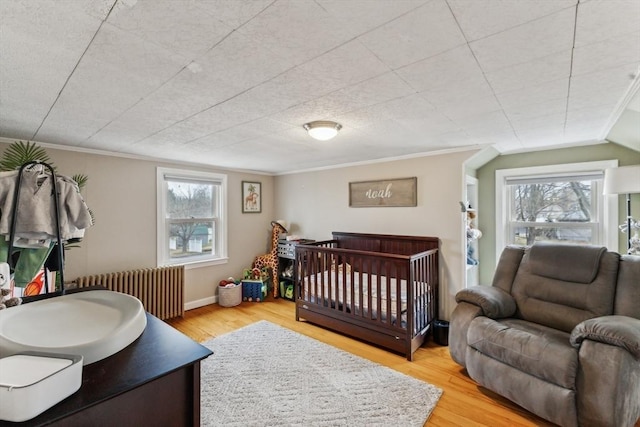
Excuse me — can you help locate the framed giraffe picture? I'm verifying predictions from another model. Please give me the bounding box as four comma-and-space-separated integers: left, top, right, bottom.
242, 181, 262, 213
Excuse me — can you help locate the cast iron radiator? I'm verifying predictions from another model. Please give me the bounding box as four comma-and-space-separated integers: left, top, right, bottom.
71, 266, 184, 320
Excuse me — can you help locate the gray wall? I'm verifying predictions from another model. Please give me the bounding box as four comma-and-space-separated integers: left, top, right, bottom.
0, 140, 275, 306
476, 142, 640, 285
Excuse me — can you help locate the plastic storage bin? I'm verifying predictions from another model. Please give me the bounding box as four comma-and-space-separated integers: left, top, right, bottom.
0, 352, 83, 422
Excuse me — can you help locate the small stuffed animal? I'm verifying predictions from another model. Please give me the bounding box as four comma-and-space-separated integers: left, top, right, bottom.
0, 288, 21, 310
283, 264, 294, 278
629, 232, 640, 256
466, 210, 482, 266
0, 262, 20, 310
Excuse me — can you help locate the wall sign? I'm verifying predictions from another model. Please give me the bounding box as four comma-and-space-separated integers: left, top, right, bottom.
349, 177, 417, 207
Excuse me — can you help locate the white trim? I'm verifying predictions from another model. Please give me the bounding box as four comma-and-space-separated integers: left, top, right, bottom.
156, 168, 166, 267
183, 257, 229, 270
0, 136, 273, 176
276, 145, 488, 176
463, 175, 479, 289
495, 139, 606, 155
600, 73, 640, 140
184, 295, 217, 311
156, 167, 228, 267
0, 136, 484, 176
495, 160, 619, 261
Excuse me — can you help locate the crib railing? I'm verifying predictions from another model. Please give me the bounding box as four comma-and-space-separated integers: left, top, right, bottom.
295, 243, 438, 336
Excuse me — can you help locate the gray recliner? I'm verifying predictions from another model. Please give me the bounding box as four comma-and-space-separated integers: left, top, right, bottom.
450, 242, 640, 427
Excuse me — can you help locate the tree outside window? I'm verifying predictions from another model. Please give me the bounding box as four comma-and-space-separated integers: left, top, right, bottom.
167, 181, 215, 259
157, 168, 227, 266
495, 161, 618, 265
510, 180, 594, 245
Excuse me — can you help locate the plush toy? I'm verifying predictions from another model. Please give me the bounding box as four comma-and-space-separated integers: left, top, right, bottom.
218, 277, 238, 288
628, 230, 640, 256
466, 210, 482, 265
620, 219, 640, 256
283, 263, 294, 278
0, 262, 21, 310
0, 288, 21, 310
243, 267, 269, 281
253, 221, 288, 297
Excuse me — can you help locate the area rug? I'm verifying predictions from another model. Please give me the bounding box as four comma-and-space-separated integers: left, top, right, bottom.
200, 321, 442, 426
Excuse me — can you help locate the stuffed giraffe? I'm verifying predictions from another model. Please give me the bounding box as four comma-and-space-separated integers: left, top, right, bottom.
253, 221, 288, 298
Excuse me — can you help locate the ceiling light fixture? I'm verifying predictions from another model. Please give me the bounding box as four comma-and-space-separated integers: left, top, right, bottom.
303, 120, 342, 141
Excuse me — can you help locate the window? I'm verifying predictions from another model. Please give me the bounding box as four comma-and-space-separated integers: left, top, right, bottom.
496, 161, 618, 261
157, 168, 227, 267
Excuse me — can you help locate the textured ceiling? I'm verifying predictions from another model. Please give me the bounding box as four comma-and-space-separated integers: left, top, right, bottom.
1, 0, 639, 174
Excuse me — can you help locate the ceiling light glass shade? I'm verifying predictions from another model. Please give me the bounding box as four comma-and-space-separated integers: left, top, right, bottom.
303, 121, 342, 141
603, 165, 640, 195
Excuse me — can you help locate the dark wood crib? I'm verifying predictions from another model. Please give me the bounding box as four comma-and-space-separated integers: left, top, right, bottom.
294, 232, 440, 361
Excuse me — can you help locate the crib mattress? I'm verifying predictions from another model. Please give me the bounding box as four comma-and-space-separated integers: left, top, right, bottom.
300, 268, 408, 318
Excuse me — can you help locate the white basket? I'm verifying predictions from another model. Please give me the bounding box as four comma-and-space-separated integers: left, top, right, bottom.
218, 284, 242, 307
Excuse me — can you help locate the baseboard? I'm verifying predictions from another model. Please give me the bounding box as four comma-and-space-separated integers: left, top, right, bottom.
185, 295, 217, 311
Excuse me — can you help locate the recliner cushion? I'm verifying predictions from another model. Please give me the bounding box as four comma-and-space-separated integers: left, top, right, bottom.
529, 242, 606, 284
615, 255, 640, 318
512, 248, 620, 332
467, 317, 578, 389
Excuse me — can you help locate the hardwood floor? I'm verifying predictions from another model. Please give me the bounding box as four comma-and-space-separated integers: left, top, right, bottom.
167, 299, 554, 427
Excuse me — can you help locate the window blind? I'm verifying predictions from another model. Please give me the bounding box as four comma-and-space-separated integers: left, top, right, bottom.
505, 171, 604, 186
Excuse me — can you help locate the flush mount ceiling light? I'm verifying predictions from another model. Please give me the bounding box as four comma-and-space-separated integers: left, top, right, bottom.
303, 120, 342, 141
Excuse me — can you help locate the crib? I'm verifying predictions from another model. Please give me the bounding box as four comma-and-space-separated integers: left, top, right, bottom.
294, 232, 440, 361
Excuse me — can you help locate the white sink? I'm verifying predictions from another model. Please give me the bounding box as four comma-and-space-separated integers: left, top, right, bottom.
0, 290, 147, 365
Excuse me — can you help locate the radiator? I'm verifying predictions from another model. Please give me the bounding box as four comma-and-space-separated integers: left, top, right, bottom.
72, 266, 185, 320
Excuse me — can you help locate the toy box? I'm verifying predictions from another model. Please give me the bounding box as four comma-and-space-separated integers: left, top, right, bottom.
241, 280, 268, 302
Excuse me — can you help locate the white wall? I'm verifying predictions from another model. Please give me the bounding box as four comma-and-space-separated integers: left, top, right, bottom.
274, 149, 478, 320
0, 140, 276, 306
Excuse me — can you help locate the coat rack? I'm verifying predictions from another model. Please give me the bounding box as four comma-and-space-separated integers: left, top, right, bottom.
7, 161, 66, 294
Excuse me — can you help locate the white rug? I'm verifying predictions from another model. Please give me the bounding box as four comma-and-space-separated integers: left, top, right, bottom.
200, 321, 442, 426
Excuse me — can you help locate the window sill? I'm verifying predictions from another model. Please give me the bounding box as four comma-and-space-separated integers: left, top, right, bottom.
160, 257, 229, 270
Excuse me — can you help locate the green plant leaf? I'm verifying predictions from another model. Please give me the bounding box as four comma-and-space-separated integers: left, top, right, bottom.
0, 140, 95, 247
0, 140, 56, 172
71, 173, 88, 190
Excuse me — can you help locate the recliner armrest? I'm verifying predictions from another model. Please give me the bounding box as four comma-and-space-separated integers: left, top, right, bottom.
455, 286, 516, 319
570, 315, 640, 359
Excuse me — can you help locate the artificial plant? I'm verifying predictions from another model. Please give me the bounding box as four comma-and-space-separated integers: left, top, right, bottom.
0, 140, 89, 190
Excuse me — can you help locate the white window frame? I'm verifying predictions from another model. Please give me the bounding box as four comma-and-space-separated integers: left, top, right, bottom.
495, 160, 618, 262
157, 167, 228, 268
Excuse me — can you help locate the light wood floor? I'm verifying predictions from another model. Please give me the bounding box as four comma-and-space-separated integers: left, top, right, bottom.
167, 299, 556, 427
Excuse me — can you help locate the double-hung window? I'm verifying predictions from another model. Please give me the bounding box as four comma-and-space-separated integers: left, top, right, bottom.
495, 161, 618, 260
157, 167, 227, 267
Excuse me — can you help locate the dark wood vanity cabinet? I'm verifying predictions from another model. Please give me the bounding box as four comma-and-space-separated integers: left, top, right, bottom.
1, 313, 212, 427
